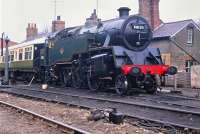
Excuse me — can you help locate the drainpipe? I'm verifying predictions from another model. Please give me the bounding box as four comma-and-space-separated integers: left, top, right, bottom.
42, 37, 50, 89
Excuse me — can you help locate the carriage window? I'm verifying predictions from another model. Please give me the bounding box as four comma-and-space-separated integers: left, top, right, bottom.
9, 51, 14, 61
14, 51, 18, 61
19, 49, 23, 60
0, 56, 2, 63
2, 56, 5, 63
25, 47, 32, 60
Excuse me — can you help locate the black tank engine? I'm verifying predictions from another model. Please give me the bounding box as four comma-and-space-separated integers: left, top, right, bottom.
46, 7, 177, 95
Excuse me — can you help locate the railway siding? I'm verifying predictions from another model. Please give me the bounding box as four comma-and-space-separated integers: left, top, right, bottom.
0, 86, 200, 132
0, 100, 91, 134
0, 92, 157, 134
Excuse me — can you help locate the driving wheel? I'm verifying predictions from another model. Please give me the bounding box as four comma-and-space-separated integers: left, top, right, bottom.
87, 72, 101, 91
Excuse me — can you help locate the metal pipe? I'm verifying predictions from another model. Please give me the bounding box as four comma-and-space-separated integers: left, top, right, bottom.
42, 37, 50, 89
4, 36, 9, 85
1, 33, 4, 56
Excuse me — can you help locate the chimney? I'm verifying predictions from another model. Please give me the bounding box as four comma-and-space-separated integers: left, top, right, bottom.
139, 0, 161, 30
85, 9, 100, 26
26, 23, 38, 39
52, 16, 65, 32
118, 7, 130, 18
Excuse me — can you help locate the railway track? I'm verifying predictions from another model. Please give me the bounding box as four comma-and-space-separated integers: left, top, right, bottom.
0, 100, 91, 134
134, 94, 200, 109
0, 86, 200, 132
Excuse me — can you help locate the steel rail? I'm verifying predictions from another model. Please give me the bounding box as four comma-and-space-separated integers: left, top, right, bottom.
0, 100, 91, 134
133, 96, 200, 109
11, 87, 200, 115
158, 93, 200, 101
0, 87, 200, 131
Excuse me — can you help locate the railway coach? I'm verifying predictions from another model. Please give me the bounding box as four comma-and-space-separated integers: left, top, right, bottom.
0, 37, 46, 81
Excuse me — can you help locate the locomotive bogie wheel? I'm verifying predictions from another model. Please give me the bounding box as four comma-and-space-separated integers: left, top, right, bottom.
144, 79, 157, 94
115, 74, 128, 95
62, 70, 71, 87
145, 87, 157, 94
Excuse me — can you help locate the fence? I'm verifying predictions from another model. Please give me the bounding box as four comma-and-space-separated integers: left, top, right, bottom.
191, 65, 200, 88
165, 72, 191, 88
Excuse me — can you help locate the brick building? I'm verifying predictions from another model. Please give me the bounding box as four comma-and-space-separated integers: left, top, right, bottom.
152, 19, 200, 72
138, 0, 200, 87
138, 0, 200, 72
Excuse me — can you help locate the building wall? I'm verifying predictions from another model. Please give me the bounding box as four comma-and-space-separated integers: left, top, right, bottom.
174, 23, 200, 64
150, 40, 193, 87
151, 24, 200, 72
151, 39, 192, 72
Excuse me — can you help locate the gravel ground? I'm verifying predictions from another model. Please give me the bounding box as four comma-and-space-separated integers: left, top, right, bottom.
0, 92, 160, 134
162, 87, 200, 98
0, 105, 66, 134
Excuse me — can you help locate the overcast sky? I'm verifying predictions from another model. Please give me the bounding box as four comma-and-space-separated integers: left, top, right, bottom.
1, 0, 200, 42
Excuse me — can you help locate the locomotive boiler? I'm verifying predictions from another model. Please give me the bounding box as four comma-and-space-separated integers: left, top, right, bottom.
47, 7, 177, 95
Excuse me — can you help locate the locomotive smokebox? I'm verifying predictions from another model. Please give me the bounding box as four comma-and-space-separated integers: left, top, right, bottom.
118, 7, 131, 18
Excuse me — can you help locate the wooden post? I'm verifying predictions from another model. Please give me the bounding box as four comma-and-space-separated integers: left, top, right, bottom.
174, 73, 177, 91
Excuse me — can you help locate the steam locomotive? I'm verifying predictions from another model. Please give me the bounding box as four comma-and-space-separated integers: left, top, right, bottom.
46, 7, 177, 95
0, 7, 177, 95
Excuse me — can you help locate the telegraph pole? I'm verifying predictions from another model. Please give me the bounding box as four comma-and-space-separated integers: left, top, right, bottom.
53, 0, 57, 20
1, 33, 4, 56
52, 0, 63, 20
96, 0, 99, 16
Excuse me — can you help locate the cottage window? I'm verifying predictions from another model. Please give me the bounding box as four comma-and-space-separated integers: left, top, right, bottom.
185, 60, 193, 72
25, 47, 32, 60
19, 49, 23, 60
187, 28, 193, 44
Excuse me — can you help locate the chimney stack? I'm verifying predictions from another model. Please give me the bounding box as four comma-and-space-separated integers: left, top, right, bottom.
118, 7, 130, 18
52, 16, 65, 32
85, 9, 100, 26
26, 23, 38, 39
139, 0, 161, 30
